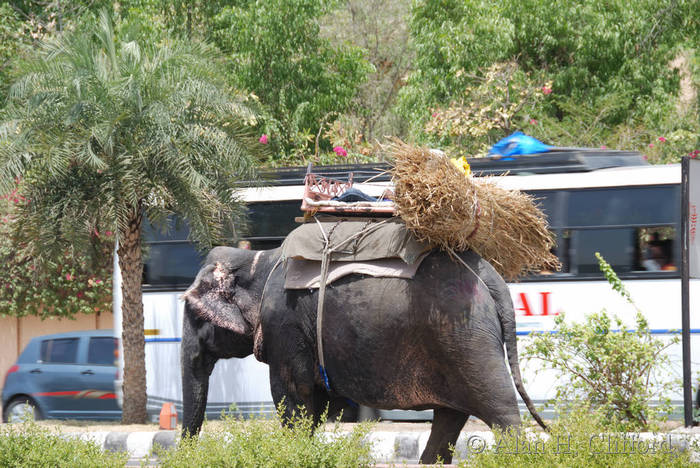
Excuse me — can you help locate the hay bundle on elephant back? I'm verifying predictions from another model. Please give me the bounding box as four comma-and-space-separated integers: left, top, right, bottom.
390, 141, 560, 281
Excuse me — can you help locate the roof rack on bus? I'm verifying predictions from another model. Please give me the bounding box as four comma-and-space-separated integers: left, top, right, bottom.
246, 149, 648, 187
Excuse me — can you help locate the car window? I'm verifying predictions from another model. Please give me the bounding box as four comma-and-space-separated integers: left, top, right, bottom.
40, 338, 79, 364
87, 337, 117, 365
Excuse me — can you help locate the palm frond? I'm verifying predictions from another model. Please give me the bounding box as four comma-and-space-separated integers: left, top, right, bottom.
1, 9, 266, 256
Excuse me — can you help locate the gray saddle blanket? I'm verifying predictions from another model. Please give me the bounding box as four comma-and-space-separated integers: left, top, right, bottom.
284, 253, 430, 289
282, 218, 430, 263
282, 218, 432, 289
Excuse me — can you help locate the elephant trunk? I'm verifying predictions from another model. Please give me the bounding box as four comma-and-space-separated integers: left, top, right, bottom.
181, 355, 214, 437
181, 305, 217, 437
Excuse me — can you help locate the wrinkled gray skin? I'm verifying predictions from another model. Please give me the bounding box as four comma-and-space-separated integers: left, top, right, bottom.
181, 246, 546, 464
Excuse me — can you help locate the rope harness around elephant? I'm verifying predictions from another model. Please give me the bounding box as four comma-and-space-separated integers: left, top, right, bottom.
312, 216, 391, 392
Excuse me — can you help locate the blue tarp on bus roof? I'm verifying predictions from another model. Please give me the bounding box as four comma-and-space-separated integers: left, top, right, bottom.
487, 131, 553, 158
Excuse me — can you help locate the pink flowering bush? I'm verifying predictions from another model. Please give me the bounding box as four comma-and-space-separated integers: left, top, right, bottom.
643, 130, 699, 164
0, 185, 113, 319
312, 117, 379, 165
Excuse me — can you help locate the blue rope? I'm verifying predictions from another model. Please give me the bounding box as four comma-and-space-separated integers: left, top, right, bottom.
319, 365, 358, 408
319, 365, 332, 392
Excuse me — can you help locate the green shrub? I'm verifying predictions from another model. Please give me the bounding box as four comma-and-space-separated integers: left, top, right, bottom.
156, 409, 375, 468
522, 253, 679, 431
0, 183, 113, 319
0, 423, 127, 468
461, 407, 695, 467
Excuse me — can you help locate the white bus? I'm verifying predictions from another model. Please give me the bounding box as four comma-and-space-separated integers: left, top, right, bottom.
125, 150, 700, 421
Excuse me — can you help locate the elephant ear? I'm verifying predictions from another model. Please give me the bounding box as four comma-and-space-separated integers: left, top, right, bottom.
182, 262, 249, 335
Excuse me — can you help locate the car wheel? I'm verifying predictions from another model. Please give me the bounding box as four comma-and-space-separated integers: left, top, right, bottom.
3, 397, 42, 423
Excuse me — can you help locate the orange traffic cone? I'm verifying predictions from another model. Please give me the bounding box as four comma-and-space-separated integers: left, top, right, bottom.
159, 402, 178, 430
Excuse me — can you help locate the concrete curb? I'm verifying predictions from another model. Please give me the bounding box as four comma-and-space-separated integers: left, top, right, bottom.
65, 430, 178, 460
63, 429, 700, 464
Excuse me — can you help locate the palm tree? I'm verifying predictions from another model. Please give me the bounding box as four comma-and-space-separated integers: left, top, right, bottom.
0, 11, 267, 423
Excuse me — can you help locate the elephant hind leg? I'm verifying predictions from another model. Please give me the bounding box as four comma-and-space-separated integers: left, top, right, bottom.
419, 408, 469, 464
474, 380, 522, 431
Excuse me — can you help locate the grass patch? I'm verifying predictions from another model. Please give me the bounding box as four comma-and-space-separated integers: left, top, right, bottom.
155, 409, 375, 467
0, 422, 127, 467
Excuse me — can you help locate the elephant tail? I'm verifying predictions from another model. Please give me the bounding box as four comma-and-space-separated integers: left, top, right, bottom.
502, 315, 549, 431
498, 298, 549, 432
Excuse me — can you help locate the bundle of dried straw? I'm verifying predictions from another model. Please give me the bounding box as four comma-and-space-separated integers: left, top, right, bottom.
390, 141, 560, 280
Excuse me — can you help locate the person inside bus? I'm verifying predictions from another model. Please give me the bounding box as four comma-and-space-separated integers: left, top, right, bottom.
643, 243, 677, 271
642, 245, 665, 271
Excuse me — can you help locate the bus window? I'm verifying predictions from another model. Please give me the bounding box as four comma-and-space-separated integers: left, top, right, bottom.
245, 201, 301, 238
568, 228, 637, 275
565, 185, 679, 228
560, 226, 678, 278
527, 190, 562, 228
142, 242, 205, 287
558, 230, 571, 273
142, 216, 210, 287
238, 200, 304, 251
142, 217, 192, 241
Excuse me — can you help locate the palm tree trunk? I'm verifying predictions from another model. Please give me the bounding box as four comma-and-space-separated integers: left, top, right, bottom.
119, 211, 147, 424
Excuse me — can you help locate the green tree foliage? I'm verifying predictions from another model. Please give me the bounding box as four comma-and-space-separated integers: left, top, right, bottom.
118, 0, 230, 41
0, 4, 25, 103
425, 62, 549, 156
397, 0, 514, 136
0, 10, 266, 423
503, 0, 693, 106
321, 0, 414, 146
400, 0, 699, 157
0, 2, 117, 103
211, 0, 373, 163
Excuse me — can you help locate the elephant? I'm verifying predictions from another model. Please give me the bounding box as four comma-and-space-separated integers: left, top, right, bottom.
181, 245, 546, 464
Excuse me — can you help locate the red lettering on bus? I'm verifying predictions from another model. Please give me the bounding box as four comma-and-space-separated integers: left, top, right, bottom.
517, 292, 533, 316
540, 291, 551, 316
516, 291, 557, 316
691, 204, 697, 243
